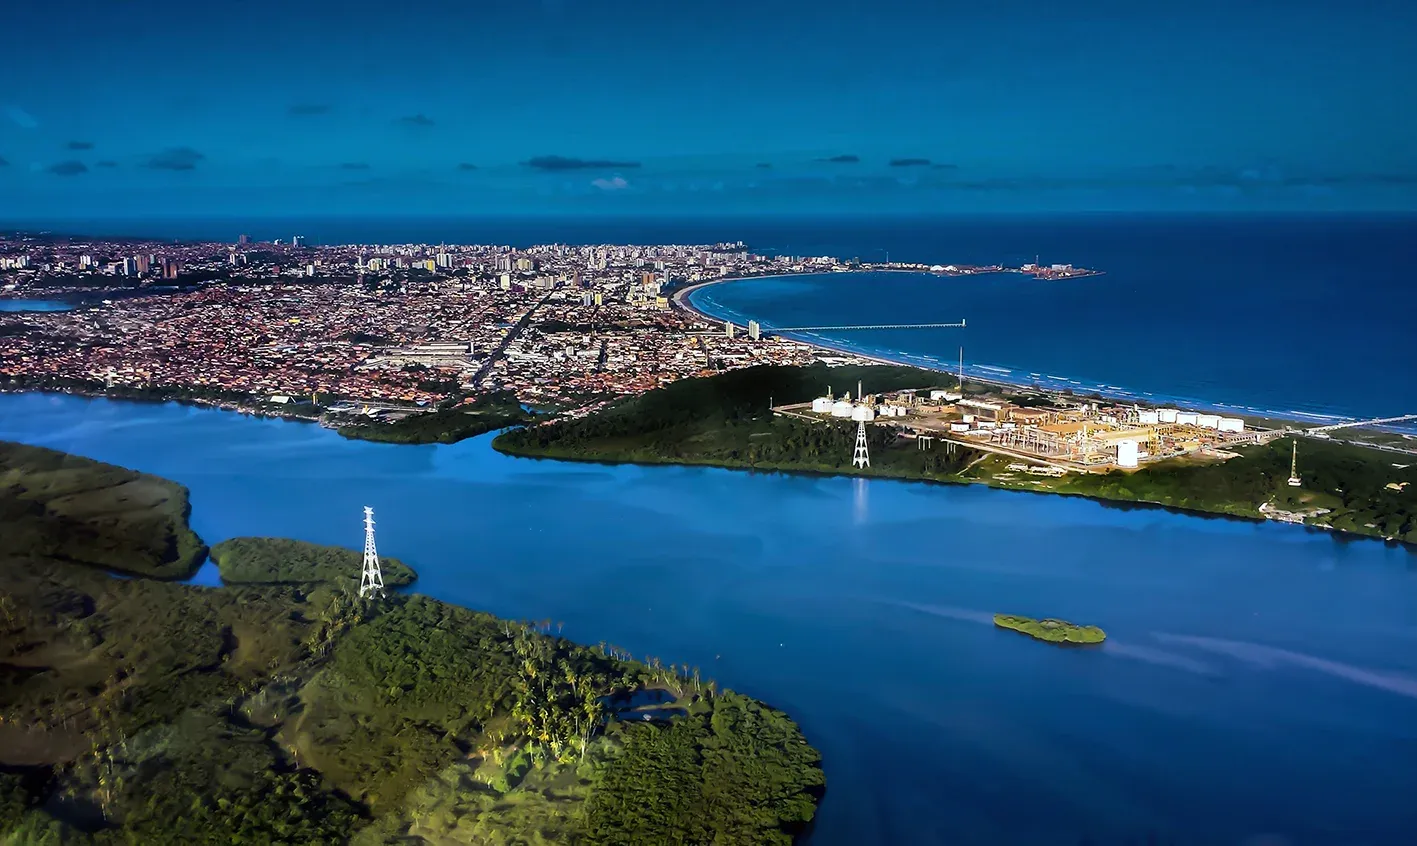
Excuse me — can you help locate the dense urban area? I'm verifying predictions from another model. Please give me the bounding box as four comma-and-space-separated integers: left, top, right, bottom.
0, 230, 1408, 477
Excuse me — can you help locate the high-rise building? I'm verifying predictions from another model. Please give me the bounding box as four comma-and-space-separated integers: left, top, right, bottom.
135, 254, 151, 274
238, 234, 250, 245
292, 235, 306, 247
161, 259, 181, 280
121, 258, 137, 276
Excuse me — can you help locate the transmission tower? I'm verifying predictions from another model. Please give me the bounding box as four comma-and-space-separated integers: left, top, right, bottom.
852, 421, 871, 469
359, 506, 385, 598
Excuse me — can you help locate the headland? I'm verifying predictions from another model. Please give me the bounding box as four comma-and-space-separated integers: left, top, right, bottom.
0, 439, 825, 843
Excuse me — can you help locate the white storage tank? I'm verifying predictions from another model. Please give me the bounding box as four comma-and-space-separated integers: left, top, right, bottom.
1219, 417, 1245, 433
851, 405, 876, 422
1159, 408, 1179, 423
1176, 411, 1199, 426
1117, 440, 1140, 468
1138, 410, 1160, 425
1197, 414, 1221, 429
811, 397, 833, 413
831, 400, 854, 418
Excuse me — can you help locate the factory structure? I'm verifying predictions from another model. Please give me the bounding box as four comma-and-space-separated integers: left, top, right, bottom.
784, 382, 1253, 472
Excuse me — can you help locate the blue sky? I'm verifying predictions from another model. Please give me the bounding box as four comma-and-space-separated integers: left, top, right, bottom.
2, 0, 1414, 217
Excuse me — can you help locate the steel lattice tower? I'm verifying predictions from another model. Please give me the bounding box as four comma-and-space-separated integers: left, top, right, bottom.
359, 506, 385, 598
852, 422, 870, 469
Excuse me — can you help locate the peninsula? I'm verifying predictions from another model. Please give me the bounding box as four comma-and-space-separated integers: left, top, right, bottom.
0, 440, 825, 843
493, 364, 1417, 547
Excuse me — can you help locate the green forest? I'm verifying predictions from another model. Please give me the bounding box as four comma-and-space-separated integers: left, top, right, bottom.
495, 364, 977, 480
336, 390, 531, 445
210, 537, 417, 588
495, 365, 1417, 546
0, 441, 824, 844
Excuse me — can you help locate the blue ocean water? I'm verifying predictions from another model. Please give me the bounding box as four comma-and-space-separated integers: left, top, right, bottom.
683, 215, 1417, 422
3, 393, 1416, 845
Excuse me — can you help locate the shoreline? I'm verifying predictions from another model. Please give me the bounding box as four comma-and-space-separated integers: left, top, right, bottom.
491, 437, 1416, 554
673, 271, 1410, 431
1, 386, 1410, 552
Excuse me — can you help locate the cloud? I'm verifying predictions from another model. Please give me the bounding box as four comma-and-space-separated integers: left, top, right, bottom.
96, 160, 118, 168
5, 107, 38, 129
340, 162, 371, 170
457, 162, 478, 171
591, 176, 629, 191
525, 155, 642, 171
47, 160, 88, 176
397, 113, 436, 127
66, 141, 95, 151
288, 103, 332, 116
145, 147, 205, 170
818, 154, 859, 163
889, 158, 931, 167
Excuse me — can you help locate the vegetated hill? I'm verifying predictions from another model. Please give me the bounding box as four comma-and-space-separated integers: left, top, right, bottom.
0, 442, 824, 844
1058, 437, 1417, 543
0, 440, 207, 579
210, 537, 417, 587
337, 390, 530, 445
494, 364, 977, 480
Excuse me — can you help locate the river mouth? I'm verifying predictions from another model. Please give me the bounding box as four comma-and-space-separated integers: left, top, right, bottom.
3, 392, 1417, 845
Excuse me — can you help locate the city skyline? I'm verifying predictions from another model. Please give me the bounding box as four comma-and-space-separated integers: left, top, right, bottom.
2, 0, 1415, 217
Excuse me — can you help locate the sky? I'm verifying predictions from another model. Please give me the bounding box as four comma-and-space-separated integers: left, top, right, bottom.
2, 0, 1415, 218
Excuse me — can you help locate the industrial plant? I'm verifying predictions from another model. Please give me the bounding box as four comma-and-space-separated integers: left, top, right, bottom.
780, 381, 1256, 473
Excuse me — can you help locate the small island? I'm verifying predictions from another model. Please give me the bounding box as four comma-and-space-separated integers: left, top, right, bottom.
994, 613, 1106, 644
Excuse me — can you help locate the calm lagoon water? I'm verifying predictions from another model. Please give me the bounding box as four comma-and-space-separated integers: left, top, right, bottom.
2, 392, 1416, 845
0, 300, 72, 312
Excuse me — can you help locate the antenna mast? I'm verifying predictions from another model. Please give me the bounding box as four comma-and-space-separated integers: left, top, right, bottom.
359, 506, 385, 598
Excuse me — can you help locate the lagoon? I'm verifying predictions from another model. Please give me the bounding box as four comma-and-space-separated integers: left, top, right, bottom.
2, 392, 1416, 844
0, 299, 72, 312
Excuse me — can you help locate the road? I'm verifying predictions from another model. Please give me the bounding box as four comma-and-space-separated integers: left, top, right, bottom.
472, 291, 555, 389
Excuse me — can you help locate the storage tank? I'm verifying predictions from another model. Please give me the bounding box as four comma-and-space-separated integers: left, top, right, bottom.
851, 405, 876, 422
1176, 411, 1199, 426
1138, 410, 1160, 425
1158, 408, 1179, 423
1218, 417, 1245, 433
1117, 440, 1140, 468
831, 400, 854, 418
811, 397, 833, 414
1197, 414, 1221, 429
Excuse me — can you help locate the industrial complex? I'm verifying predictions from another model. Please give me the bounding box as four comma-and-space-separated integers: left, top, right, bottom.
779, 371, 1261, 473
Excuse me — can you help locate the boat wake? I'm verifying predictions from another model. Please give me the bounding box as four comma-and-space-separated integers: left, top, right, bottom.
1152, 633, 1417, 700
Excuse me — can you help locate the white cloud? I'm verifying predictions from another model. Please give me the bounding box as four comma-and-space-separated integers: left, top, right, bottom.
591, 175, 629, 191
5, 106, 38, 129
